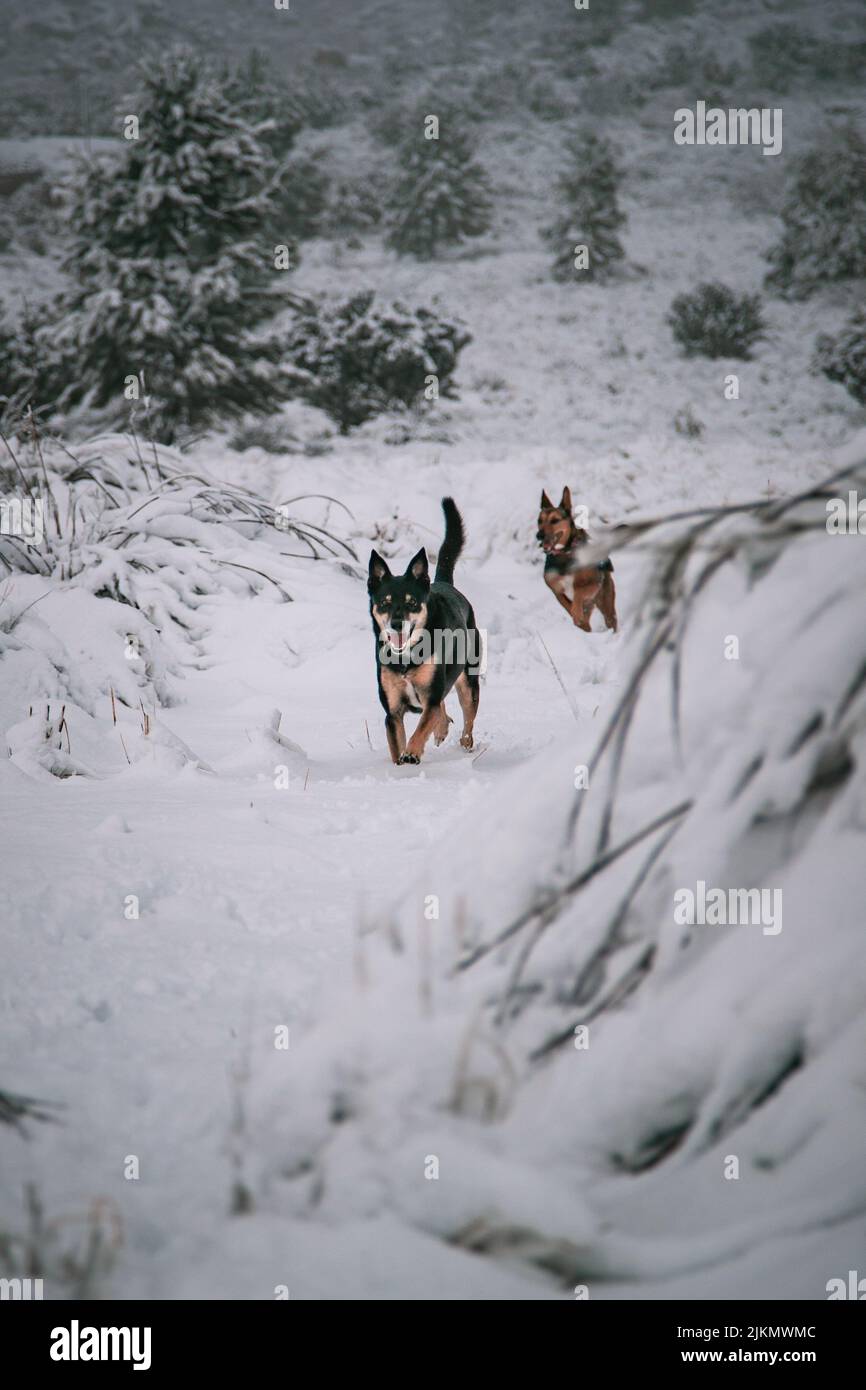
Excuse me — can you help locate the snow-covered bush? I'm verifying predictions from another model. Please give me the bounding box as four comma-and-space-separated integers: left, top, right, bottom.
283, 291, 471, 434
294, 75, 349, 132
0, 175, 58, 256
274, 149, 331, 242
765, 127, 866, 299
467, 61, 537, 121
0, 302, 60, 427
368, 96, 416, 149
667, 282, 766, 359
384, 121, 493, 259
38, 46, 299, 443
748, 23, 821, 88
814, 308, 866, 406
541, 132, 627, 284
648, 42, 739, 104
526, 78, 575, 123
0, 430, 354, 733
326, 177, 383, 247
249, 459, 866, 1293
748, 23, 866, 88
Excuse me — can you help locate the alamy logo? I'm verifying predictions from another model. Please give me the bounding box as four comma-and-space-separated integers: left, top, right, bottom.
50, 1320, 152, 1371
379, 626, 486, 674
826, 491, 866, 534
0, 1276, 44, 1299
674, 102, 782, 157
826, 1270, 866, 1299
674, 881, 782, 936
0, 494, 44, 545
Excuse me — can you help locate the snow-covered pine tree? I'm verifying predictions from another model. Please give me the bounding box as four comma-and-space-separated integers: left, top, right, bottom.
765, 126, 866, 299
384, 120, 492, 259
48, 46, 300, 442
542, 132, 627, 283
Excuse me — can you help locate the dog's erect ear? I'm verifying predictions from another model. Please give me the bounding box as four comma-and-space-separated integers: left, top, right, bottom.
368, 549, 391, 592
540, 489, 553, 510
560, 485, 572, 513
404, 548, 430, 585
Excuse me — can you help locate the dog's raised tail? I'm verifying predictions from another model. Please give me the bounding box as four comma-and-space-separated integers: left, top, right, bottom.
434, 497, 465, 584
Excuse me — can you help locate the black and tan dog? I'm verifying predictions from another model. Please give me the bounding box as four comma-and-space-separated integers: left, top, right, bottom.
368, 498, 481, 765
537, 487, 618, 632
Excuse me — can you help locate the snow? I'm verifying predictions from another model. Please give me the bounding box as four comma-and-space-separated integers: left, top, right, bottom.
2, 0, 866, 1302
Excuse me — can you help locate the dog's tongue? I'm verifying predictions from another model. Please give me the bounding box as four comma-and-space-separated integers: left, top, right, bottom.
391, 630, 406, 648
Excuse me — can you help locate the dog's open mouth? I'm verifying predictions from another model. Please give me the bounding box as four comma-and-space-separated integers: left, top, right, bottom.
387, 627, 412, 650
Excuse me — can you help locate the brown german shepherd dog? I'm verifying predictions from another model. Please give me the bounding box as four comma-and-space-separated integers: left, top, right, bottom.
537, 487, 618, 632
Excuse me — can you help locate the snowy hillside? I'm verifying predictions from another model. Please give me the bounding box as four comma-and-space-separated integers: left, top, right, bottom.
1, 0, 865, 1302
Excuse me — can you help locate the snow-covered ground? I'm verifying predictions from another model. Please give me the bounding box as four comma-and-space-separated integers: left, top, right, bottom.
2, 0, 866, 1300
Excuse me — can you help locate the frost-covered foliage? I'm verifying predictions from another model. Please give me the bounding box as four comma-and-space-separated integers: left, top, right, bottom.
748, 23, 866, 88
248, 461, 866, 1291
0, 175, 58, 256
284, 291, 471, 433
0, 312, 16, 401
384, 122, 493, 259
35, 47, 299, 442
0, 1184, 119, 1299
0, 302, 59, 428
814, 308, 866, 406
648, 42, 739, 104
0, 431, 355, 770
765, 128, 866, 300
327, 177, 384, 247
667, 282, 767, 359
273, 149, 331, 242
541, 132, 627, 284
467, 60, 542, 120
293, 74, 349, 132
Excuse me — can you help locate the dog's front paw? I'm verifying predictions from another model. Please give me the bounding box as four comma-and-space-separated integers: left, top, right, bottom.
460, 733, 474, 750
398, 751, 420, 765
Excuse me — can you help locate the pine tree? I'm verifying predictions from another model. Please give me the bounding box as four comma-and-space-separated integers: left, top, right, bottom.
765, 127, 866, 299
385, 120, 492, 259
48, 46, 299, 442
542, 133, 627, 283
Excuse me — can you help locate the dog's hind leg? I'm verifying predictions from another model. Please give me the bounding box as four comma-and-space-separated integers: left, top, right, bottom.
598, 571, 618, 632
455, 670, 479, 750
